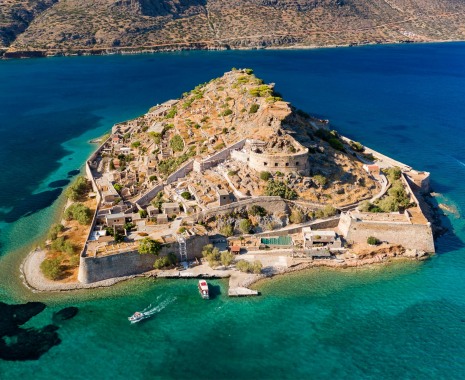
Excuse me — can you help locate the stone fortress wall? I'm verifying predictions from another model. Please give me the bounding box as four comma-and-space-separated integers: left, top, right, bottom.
337, 170, 435, 253
338, 212, 435, 252
78, 234, 209, 283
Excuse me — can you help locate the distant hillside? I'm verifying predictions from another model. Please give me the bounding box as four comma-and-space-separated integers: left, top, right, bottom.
2, 0, 465, 57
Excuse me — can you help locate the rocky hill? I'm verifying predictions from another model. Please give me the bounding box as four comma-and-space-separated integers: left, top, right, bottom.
2, 0, 465, 57
106, 69, 378, 207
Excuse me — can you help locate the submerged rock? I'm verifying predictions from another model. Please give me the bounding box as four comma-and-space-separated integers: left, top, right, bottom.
0, 301, 63, 361
53, 306, 78, 323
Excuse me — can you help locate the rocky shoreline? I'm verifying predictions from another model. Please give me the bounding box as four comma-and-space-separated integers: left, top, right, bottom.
21, 244, 429, 294
1, 39, 457, 60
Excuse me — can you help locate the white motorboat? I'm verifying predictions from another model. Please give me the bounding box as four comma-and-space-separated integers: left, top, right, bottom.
128, 311, 145, 323
198, 279, 209, 300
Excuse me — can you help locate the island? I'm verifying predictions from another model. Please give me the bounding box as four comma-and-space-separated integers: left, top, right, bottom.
22, 69, 438, 295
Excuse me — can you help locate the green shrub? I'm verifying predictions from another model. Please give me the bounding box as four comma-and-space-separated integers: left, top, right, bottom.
312, 174, 327, 187
249, 205, 267, 217
40, 258, 63, 280
149, 132, 162, 144
264, 180, 297, 200
170, 135, 184, 152
131, 141, 141, 148
236, 260, 263, 274
350, 141, 364, 152
289, 209, 304, 224
220, 224, 234, 237
244, 68, 254, 75
384, 167, 402, 182
367, 236, 381, 245
153, 253, 177, 269
239, 219, 252, 234
139, 209, 148, 218
64, 203, 92, 225
65, 176, 88, 201
265, 96, 282, 103
249, 104, 260, 114
221, 250, 235, 267
50, 237, 75, 254
138, 238, 162, 255
47, 223, 65, 241
113, 183, 123, 193
181, 191, 191, 200
202, 244, 221, 268
149, 175, 158, 182
260, 171, 271, 181
165, 107, 177, 119
329, 137, 345, 152
221, 109, 233, 117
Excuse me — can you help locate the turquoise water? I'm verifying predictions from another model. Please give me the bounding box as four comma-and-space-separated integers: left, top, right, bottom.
1, 43, 465, 378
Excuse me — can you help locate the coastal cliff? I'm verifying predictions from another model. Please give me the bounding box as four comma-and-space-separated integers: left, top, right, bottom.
2, 0, 465, 58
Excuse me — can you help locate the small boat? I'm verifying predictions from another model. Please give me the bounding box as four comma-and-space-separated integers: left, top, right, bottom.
198, 280, 209, 300
128, 311, 145, 323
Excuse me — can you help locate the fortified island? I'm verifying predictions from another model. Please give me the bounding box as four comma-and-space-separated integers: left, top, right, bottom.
23, 69, 436, 295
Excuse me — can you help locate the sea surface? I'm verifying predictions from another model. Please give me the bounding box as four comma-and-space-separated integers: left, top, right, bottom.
1, 43, 465, 379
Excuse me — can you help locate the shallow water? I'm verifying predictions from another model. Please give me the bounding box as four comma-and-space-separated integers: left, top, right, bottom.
1, 43, 465, 378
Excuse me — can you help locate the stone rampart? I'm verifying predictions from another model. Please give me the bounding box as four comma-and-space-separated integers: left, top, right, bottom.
78, 235, 209, 283
194, 196, 288, 221
135, 184, 164, 207
194, 139, 247, 172
338, 213, 435, 252
166, 159, 194, 184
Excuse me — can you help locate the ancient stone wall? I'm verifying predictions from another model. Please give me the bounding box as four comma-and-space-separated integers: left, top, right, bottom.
166, 159, 194, 184
248, 148, 310, 175
194, 196, 289, 221
338, 214, 435, 252
78, 235, 209, 283
194, 139, 247, 172
135, 184, 164, 207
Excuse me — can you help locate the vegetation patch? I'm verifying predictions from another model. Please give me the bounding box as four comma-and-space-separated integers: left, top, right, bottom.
265, 180, 297, 200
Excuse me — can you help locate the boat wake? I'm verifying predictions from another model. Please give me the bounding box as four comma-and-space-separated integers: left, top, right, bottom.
129, 296, 176, 324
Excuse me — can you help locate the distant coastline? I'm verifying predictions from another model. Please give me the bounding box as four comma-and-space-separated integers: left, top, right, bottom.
2, 39, 464, 60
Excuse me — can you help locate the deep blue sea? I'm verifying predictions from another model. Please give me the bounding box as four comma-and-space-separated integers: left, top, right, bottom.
1, 43, 465, 379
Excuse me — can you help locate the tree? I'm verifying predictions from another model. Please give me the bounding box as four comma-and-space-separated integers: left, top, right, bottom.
220, 224, 234, 237
289, 209, 304, 224
220, 251, 235, 267
40, 258, 62, 280
138, 238, 162, 255
65, 176, 88, 201
131, 141, 141, 148
249, 205, 267, 217
153, 253, 178, 269
47, 223, 64, 241
312, 174, 327, 187
239, 219, 252, 234
181, 191, 191, 200
113, 183, 123, 193
64, 203, 92, 225
236, 260, 263, 274
139, 209, 148, 218
202, 244, 221, 268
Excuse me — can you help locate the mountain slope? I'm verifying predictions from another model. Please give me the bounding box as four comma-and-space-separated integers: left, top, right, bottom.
2, 0, 465, 57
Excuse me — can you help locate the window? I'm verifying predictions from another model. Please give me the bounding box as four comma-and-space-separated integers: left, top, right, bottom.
285, 163, 289, 167
275, 163, 278, 166
296, 162, 300, 166
264, 162, 268, 166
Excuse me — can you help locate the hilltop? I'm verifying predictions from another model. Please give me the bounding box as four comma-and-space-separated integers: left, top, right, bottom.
2, 0, 465, 57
